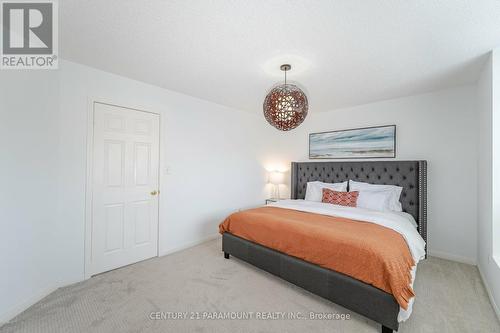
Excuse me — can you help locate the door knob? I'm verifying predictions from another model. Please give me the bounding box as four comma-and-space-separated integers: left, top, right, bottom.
150, 190, 158, 196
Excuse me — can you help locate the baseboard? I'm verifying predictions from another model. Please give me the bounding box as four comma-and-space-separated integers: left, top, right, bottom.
478, 266, 500, 322
159, 233, 220, 257
0, 283, 60, 326
427, 249, 477, 265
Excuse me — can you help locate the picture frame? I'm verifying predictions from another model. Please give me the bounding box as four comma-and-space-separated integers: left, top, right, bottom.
309, 125, 396, 159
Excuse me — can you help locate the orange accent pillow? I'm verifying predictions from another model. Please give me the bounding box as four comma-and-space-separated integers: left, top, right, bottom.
322, 188, 359, 207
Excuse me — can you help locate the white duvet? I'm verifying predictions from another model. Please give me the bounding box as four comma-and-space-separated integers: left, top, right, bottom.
268, 199, 426, 322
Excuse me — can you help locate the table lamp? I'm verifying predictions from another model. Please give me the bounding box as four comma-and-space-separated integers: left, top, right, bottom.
268, 171, 285, 199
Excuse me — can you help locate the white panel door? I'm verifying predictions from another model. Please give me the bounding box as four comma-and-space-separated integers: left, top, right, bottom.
90, 102, 160, 275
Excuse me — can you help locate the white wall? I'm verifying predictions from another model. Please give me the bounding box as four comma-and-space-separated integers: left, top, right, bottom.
493, 49, 500, 262
1, 60, 278, 322
58, 60, 280, 268
0, 71, 62, 321
477, 50, 500, 318
269, 86, 478, 264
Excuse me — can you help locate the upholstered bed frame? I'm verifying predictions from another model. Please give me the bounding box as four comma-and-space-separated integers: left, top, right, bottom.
222, 160, 427, 333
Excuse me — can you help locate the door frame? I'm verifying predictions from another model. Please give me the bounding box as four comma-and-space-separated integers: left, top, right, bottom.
84, 97, 161, 279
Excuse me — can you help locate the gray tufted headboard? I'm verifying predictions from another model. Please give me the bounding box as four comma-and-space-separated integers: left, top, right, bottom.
291, 161, 427, 247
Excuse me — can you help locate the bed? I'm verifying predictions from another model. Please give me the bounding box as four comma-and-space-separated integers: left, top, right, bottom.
220, 161, 427, 333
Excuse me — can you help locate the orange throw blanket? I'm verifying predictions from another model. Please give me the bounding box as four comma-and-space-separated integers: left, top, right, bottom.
219, 206, 415, 309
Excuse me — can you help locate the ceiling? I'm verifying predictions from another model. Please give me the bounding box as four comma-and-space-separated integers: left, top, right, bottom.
60, 0, 500, 113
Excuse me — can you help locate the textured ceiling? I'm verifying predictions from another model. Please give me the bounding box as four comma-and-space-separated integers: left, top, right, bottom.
60, 0, 500, 113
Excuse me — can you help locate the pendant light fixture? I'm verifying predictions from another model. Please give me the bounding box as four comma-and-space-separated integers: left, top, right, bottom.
263, 64, 308, 131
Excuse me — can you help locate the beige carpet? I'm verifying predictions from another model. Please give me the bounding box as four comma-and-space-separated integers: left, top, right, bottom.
1, 238, 499, 333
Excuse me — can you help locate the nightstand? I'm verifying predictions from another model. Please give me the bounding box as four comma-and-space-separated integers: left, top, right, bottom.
265, 198, 278, 205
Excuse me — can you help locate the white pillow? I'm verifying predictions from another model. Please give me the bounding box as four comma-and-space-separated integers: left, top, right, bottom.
349, 180, 403, 212
305, 181, 348, 202
355, 190, 393, 211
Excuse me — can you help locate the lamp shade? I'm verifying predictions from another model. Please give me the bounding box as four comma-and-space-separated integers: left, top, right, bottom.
263, 84, 308, 131
263, 64, 308, 131
268, 171, 285, 185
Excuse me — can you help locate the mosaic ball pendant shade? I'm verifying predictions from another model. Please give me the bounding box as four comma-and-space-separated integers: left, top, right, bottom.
263, 64, 308, 131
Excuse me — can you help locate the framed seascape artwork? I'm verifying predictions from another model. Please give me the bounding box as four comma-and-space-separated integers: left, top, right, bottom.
309, 125, 396, 159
